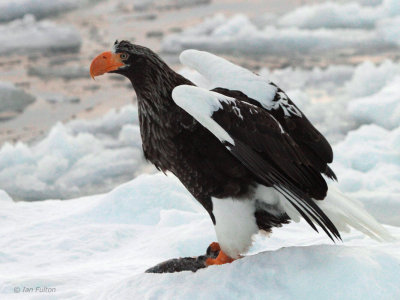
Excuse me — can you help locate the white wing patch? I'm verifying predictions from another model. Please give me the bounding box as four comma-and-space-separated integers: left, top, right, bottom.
179, 49, 277, 108
179, 49, 303, 118
172, 85, 235, 145
273, 92, 302, 117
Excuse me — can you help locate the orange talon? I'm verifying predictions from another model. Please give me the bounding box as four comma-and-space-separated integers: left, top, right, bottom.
206, 249, 235, 266
208, 242, 221, 253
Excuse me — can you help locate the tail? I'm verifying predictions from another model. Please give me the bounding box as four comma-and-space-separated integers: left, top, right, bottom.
316, 186, 395, 242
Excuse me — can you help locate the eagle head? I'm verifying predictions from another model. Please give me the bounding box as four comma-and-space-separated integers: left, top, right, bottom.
89, 40, 155, 79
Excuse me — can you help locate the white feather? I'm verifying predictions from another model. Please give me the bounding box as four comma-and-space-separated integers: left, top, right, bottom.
212, 197, 258, 258
255, 184, 395, 242
316, 186, 395, 242
179, 49, 277, 108
172, 85, 235, 145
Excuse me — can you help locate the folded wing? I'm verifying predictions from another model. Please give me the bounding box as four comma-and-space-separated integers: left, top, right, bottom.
172, 85, 340, 241
179, 49, 336, 180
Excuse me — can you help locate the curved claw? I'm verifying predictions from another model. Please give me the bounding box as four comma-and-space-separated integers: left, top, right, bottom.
206, 249, 235, 266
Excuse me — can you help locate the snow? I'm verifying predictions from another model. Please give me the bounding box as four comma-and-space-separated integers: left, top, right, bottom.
41, 93, 80, 103
28, 64, 89, 80
0, 105, 154, 201
377, 15, 400, 45
259, 59, 400, 142
259, 64, 354, 92
333, 125, 400, 226
133, 0, 211, 12
0, 81, 35, 120
162, 14, 393, 55
278, 1, 376, 29
344, 60, 400, 97
162, 0, 400, 55
0, 15, 81, 56
0, 190, 12, 202
347, 76, 400, 129
0, 0, 78, 23
0, 173, 399, 299
278, 0, 400, 29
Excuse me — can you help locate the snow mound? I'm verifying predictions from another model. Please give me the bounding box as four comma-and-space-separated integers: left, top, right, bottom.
81, 174, 202, 225
333, 124, 400, 225
0, 105, 154, 201
0, 15, 81, 56
345, 60, 400, 97
278, 0, 400, 29
67, 105, 140, 136
377, 15, 400, 45
0, 81, 35, 121
348, 76, 400, 129
0, 190, 12, 202
0, 173, 398, 299
99, 245, 400, 300
0, 0, 78, 23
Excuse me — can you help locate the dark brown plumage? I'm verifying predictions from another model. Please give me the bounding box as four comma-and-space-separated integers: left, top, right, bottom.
90, 40, 341, 262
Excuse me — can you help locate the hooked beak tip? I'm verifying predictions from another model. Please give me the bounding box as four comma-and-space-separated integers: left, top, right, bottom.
89, 51, 124, 80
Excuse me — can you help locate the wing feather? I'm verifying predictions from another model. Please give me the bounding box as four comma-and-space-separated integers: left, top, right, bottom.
179, 49, 336, 180
172, 85, 341, 241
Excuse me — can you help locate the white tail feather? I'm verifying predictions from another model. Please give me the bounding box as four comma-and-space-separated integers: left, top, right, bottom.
316, 186, 395, 242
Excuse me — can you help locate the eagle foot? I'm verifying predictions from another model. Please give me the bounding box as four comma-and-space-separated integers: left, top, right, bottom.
205, 243, 235, 266
206, 242, 221, 256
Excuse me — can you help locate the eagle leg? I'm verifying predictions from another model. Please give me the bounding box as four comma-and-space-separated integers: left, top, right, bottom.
205, 243, 235, 266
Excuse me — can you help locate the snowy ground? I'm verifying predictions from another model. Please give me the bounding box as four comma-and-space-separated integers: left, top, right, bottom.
0, 174, 399, 299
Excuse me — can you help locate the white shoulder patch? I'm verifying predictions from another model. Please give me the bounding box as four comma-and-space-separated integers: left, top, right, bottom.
172, 85, 235, 145
179, 49, 277, 108
273, 92, 302, 117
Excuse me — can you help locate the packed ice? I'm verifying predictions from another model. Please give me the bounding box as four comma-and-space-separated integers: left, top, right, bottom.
0, 0, 79, 23
0, 15, 81, 55
0, 106, 154, 201
0, 81, 36, 120
162, 0, 400, 55
277, 0, 400, 29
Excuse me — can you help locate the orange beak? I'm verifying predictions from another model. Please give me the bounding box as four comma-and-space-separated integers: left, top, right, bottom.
90, 51, 125, 79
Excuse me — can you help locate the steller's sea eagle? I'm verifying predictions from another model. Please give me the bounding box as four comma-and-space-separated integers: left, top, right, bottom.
90, 41, 392, 266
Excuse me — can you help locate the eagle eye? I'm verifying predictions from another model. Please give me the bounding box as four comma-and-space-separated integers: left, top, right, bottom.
120, 52, 129, 60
